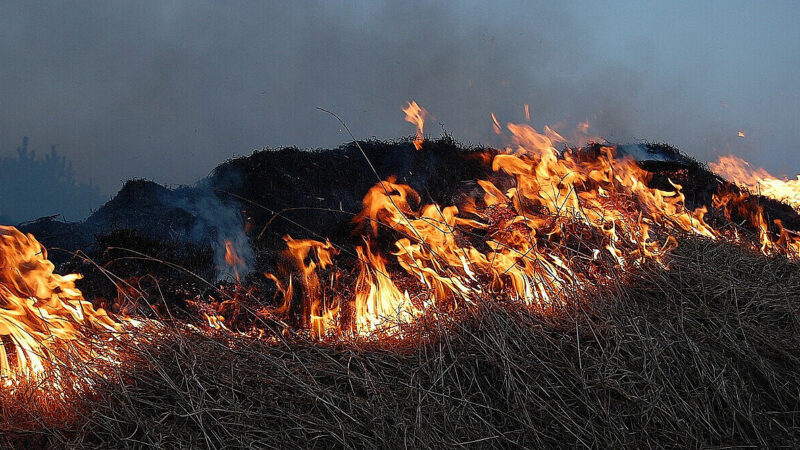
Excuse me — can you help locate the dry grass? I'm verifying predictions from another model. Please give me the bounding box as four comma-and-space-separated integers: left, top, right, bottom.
3, 237, 800, 448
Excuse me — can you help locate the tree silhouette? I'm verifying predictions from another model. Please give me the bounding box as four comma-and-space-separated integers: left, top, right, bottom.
0, 137, 104, 223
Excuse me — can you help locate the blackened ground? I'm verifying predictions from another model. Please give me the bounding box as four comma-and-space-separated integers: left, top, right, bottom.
209, 137, 494, 258
59, 229, 216, 318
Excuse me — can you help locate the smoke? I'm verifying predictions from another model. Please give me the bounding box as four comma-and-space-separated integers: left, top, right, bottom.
1, 1, 799, 222
161, 181, 254, 281
614, 144, 682, 163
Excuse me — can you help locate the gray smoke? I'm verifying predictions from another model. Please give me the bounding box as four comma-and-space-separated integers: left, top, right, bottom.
163, 182, 254, 281
615, 144, 673, 162
1, 1, 798, 222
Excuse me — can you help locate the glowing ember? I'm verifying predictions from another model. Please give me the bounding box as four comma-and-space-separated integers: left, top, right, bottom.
402, 100, 427, 150
710, 155, 800, 211
0, 225, 122, 385
491, 113, 502, 134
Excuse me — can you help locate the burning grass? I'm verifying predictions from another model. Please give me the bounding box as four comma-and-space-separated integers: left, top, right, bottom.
2, 237, 798, 448
3, 105, 800, 447
248, 123, 800, 340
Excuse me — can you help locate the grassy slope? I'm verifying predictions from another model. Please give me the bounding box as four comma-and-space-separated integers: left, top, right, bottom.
4, 237, 800, 449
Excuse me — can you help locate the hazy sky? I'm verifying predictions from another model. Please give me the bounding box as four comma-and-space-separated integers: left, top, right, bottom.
2, 1, 799, 201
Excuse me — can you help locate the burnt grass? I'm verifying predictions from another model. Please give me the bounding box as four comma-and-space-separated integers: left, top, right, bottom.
3, 139, 800, 447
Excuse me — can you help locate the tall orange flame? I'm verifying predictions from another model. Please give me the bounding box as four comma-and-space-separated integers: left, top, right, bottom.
264, 114, 783, 338
224, 239, 243, 282
0, 225, 121, 385
403, 101, 427, 150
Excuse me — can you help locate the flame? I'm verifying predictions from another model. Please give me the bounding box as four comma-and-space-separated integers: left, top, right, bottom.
224, 239, 243, 282
712, 185, 800, 258
710, 155, 800, 259
224, 240, 243, 268
264, 236, 339, 337
204, 313, 228, 330
710, 155, 800, 211
4, 101, 799, 380
0, 225, 122, 385
264, 112, 781, 338
402, 101, 427, 150
353, 243, 418, 334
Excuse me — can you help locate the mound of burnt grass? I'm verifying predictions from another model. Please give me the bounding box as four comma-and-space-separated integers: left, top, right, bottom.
209, 137, 495, 265
15, 138, 800, 293
58, 228, 216, 318
4, 237, 797, 449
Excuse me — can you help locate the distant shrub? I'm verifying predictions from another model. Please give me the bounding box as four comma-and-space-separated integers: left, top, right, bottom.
0, 137, 104, 223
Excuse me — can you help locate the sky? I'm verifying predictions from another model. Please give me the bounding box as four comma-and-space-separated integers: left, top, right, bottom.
1, 1, 799, 220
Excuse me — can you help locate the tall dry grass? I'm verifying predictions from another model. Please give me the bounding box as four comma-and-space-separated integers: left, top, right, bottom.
2, 237, 799, 448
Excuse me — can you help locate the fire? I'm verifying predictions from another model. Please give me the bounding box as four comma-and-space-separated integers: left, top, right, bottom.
710, 155, 800, 211
712, 185, 800, 258
708, 155, 800, 257
402, 101, 427, 150
224, 240, 243, 268
5, 102, 800, 383
0, 225, 122, 385
224, 239, 243, 282
4, 97, 797, 427
263, 112, 770, 338
353, 243, 418, 334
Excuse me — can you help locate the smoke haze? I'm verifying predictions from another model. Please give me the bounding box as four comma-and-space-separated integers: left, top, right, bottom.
2, 1, 799, 221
